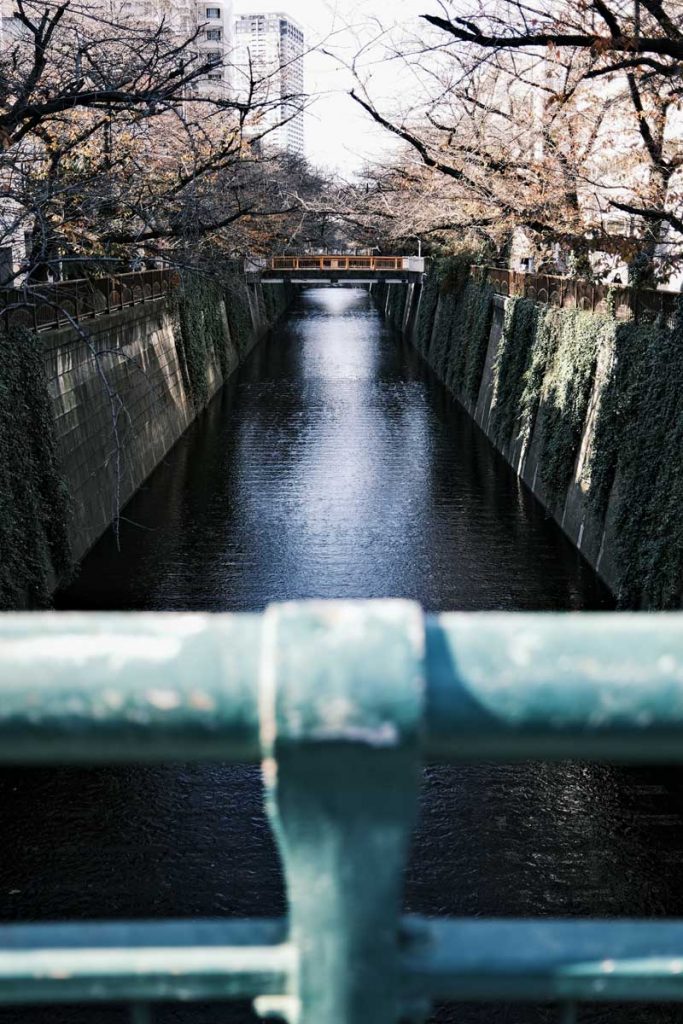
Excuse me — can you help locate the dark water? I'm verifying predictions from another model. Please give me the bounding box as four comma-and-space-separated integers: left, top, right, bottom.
3, 289, 683, 1023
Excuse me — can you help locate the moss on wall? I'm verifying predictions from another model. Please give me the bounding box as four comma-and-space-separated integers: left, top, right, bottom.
174, 276, 291, 407
386, 284, 408, 332
224, 278, 254, 356
223, 278, 289, 357
0, 327, 71, 608
491, 297, 539, 446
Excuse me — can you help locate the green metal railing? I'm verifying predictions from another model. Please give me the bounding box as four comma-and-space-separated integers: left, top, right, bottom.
2, 601, 683, 1022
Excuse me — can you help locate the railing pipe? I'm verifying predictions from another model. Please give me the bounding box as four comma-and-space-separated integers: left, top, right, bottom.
402, 917, 683, 1002
1, 608, 683, 765
5, 916, 683, 1006
425, 612, 683, 763
0, 612, 263, 764
0, 920, 291, 1005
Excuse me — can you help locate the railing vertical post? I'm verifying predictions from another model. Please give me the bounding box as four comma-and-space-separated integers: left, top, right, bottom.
257, 601, 425, 1024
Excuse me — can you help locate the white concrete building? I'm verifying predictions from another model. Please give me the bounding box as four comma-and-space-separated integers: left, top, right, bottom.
233, 11, 304, 157
195, 0, 234, 94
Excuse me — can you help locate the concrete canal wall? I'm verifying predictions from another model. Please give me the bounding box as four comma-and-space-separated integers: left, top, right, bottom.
0, 276, 291, 607
376, 269, 683, 609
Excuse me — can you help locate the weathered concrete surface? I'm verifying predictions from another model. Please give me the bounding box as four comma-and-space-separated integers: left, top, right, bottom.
384, 284, 622, 597
45, 282, 288, 572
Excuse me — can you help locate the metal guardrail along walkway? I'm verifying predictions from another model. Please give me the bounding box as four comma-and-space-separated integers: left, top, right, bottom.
2, 601, 683, 1022
0, 269, 179, 332
473, 265, 679, 325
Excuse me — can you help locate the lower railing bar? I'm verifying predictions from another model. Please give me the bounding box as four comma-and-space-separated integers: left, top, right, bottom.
401, 917, 683, 1002
0, 919, 291, 1005
4, 918, 683, 1006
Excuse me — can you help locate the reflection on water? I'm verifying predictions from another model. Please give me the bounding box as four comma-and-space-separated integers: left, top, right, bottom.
55, 288, 611, 612
1, 289, 680, 1024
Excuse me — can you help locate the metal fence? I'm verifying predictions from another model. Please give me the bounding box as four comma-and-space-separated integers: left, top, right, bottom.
472, 266, 680, 325
270, 255, 418, 272
0, 269, 180, 333
2, 601, 683, 1022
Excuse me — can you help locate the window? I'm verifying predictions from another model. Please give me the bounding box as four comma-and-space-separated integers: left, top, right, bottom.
206, 28, 221, 40
205, 7, 220, 18
207, 50, 222, 65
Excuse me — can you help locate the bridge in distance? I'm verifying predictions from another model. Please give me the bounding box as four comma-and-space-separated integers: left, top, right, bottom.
248, 254, 426, 285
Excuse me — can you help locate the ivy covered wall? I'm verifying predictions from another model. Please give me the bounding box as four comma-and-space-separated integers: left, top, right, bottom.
0, 327, 72, 609
173, 277, 291, 409
589, 311, 683, 608
380, 256, 494, 414
490, 299, 611, 505
0, 274, 292, 608
173, 277, 229, 409
377, 264, 683, 610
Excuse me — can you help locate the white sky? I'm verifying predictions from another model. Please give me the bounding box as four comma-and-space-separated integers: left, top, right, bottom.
234, 0, 437, 176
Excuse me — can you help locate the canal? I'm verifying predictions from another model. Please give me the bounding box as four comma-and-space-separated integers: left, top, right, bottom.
2, 288, 682, 1023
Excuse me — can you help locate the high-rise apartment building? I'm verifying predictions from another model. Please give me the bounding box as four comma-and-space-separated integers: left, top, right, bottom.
195, 0, 234, 94
233, 12, 304, 157
0, 0, 235, 93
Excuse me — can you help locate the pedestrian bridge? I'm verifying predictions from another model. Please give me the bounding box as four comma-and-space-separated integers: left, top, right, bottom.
247, 254, 425, 284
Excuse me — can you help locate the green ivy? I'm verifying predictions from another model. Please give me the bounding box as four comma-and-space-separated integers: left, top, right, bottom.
461, 281, 495, 405
428, 288, 461, 382
516, 304, 562, 452
173, 275, 292, 405
415, 274, 440, 357
386, 285, 407, 331
381, 259, 683, 609
536, 309, 605, 503
589, 309, 683, 608
406, 257, 494, 407
173, 276, 229, 409
224, 277, 254, 356
491, 297, 539, 446
490, 299, 604, 504
0, 326, 71, 608
436, 254, 472, 296
262, 282, 284, 325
